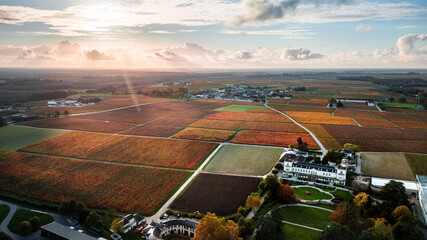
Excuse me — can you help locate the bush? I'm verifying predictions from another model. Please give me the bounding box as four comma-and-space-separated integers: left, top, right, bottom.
275, 163, 284, 170
188, 213, 195, 218
29, 216, 40, 230
166, 209, 173, 215
181, 212, 188, 218
173, 211, 180, 216
19, 221, 31, 235
272, 169, 279, 174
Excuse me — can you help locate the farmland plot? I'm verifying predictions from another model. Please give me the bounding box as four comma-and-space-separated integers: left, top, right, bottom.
189, 119, 244, 130
206, 111, 291, 122
240, 121, 306, 133
173, 128, 236, 142
361, 152, 414, 180
231, 131, 319, 149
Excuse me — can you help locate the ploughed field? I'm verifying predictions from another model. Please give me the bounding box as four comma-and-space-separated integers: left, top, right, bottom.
0, 151, 190, 215
170, 173, 260, 216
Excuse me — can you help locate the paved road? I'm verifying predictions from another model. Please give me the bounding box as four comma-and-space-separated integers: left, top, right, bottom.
264, 103, 328, 155
145, 144, 225, 223
0, 200, 71, 240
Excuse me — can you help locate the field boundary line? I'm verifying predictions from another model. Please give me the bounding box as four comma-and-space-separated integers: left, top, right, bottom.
371, 112, 403, 129
351, 118, 362, 127
265, 103, 327, 155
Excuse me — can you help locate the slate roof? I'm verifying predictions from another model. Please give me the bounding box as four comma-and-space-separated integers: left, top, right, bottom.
41, 222, 98, 240
163, 219, 198, 229
294, 162, 337, 173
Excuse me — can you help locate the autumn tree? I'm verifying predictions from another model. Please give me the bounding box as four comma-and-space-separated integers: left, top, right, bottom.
391, 205, 412, 222
343, 143, 361, 153
276, 184, 295, 203
329, 203, 358, 231
193, 213, 239, 240
86, 211, 103, 229
263, 175, 280, 194
237, 218, 254, 239
380, 180, 408, 208
391, 205, 424, 240
367, 218, 393, 240
246, 193, 262, 210
354, 192, 370, 208
318, 222, 356, 240
111, 218, 124, 233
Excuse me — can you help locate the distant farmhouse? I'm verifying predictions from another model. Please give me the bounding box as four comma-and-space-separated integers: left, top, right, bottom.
144, 219, 198, 239
279, 149, 348, 185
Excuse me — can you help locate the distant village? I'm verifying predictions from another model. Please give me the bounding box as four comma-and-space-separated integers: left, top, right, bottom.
190, 83, 295, 102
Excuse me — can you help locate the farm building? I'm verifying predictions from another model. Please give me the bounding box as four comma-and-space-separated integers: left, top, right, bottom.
40, 222, 103, 240
144, 219, 198, 239
416, 175, 427, 225
119, 213, 145, 233
280, 149, 347, 185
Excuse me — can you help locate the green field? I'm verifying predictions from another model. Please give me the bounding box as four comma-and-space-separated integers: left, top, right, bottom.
293, 187, 333, 200
214, 104, 269, 112
279, 206, 332, 229
0, 125, 68, 151
150, 85, 168, 88
278, 224, 321, 240
405, 154, 427, 176
383, 102, 419, 109
8, 209, 54, 236
204, 145, 283, 176
361, 152, 415, 181
331, 189, 354, 202
0, 204, 10, 224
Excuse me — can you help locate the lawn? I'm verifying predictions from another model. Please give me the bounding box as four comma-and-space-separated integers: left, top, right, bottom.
0, 125, 68, 151
361, 152, 415, 181
293, 187, 333, 200
204, 145, 283, 176
383, 102, 419, 109
278, 224, 321, 240
331, 189, 354, 202
8, 209, 54, 236
279, 206, 332, 229
214, 104, 269, 112
405, 154, 427, 176
0, 204, 10, 224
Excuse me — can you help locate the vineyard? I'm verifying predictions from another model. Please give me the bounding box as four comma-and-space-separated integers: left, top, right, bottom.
0, 151, 189, 215
231, 131, 319, 149
286, 111, 357, 126
22, 132, 218, 169
240, 121, 306, 133
189, 119, 244, 130
173, 128, 236, 142
334, 109, 398, 128
206, 111, 291, 122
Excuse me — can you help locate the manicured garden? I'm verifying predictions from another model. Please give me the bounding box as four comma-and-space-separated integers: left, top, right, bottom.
0, 125, 67, 151
277, 224, 321, 240
7, 209, 54, 236
293, 187, 333, 200
204, 145, 283, 176
0, 204, 10, 224
279, 206, 332, 229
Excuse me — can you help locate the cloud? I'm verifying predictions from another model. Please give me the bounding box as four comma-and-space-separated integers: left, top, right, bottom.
149, 30, 176, 34
57, 40, 81, 56
355, 25, 374, 33
154, 50, 187, 62
221, 28, 316, 39
234, 51, 254, 59
85, 50, 114, 60
282, 48, 323, 60
396, 33, 427, 57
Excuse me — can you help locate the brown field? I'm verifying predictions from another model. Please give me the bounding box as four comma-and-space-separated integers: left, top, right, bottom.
195, 99, 265, 106
231, 131, 319, 149
173, 110, 217, 119
267, 98, 290, 104
340, 91, 382, 96
72, 112, 156, 124
285, 111, 357, 126
318, 138, 343, 150
240, 121, 306, 133
336, 139, 427, 153
27, 96, 166, 115
146, 117, 198, 127
22, 131, 218, 169
410, 114, 427, 121
20, 118, 134, 134
334, 109, 398, 128
173, 128, 236, 142
269, 103, 334, 113
170, 173, 260, 216
121, 125, 184, 137
321, 125, 427, 140
341, 102, 379, 110
0, 151, 189, 215
303, 124, 333, 138
289, 98, 328, 107
189, 119, 244, 130
374, 112, 427, 129
361, 152, 414, 180
206, 111, 291, 122
247, 109, 277, 113
387, 108, 427, 114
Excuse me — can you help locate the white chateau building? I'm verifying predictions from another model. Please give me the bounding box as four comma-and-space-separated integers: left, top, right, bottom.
279, 149, 347, 185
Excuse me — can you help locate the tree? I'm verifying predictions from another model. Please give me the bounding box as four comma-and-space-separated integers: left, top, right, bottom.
354, 192, 370, 208
55, 110, 60, 116
318, 222, 356, 240
0, 117, 7, 127
323, 150, 345, 164
64, 110, 70, 115
19, 221, 32, 235
343, 143, 361, 153
276, 184, 295, 202
398, 97, 407, 103
297, 137, 308, 152
288, 144, 294, 149
263, 175, 280, 194
193, 213, 239, 240
380, 180, 408, 208
367, 218, 394, 240
275, 163, 283, 170
358, 231, 372, 240
328, 98, 337, 105
389, 97, 394, 102
86, 211, 103, 229
29, 216, 41, 230
391, 205, 412, 222
74, 202, 89, 221
0, 232, 12, 240
111, 218, 124, 233
237, 218, 254, 239
246, 193, 261, 210
255, 215, 279, 240
329, 203, 357, 228
336, 101, 343, 107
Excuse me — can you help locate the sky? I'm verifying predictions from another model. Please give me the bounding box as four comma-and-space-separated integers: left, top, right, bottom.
0, 0, 426, 69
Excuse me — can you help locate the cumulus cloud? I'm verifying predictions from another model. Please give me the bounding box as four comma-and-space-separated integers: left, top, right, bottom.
153, 50, 187, 62
281, 48, 323, 60
396, 33, 427, 56
85, 50, 114, 60
234, 51, 254, 59
355, 25, 374, 33
149, 30, 176, 34
57, 40, 81, 56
